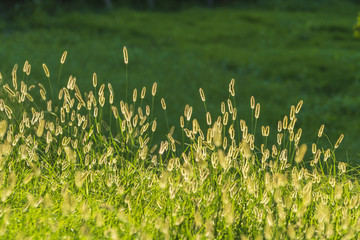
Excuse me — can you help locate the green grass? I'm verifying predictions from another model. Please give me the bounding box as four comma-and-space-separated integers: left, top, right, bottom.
0, 52, 360, 239
1, 3, 360, 238
1, 4, 360, 166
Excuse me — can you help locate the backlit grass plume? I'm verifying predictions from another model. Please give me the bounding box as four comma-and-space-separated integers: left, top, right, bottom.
0, 49, 359, 239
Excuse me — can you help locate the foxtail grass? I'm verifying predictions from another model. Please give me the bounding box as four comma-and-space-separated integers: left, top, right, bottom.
0, 49, 359, 239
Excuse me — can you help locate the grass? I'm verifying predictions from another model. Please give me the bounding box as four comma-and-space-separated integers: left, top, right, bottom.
0, 48, 360, 239
1, 3, 360, 238
1, 4, 360, 167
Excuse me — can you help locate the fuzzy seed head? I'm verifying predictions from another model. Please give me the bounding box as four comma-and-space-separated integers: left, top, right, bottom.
334, 182, 343, 200
290, 105, 295, 120
295, 144, 307, 163
180, 116, 184, 128
3, 84, 15, 97
61, 51, 68, 64
92, 73, 97, 88
161, 98, 166, 110
23, 60, 28, 72
229, 78, 235, 96
283, 116, 288, 129
12, 64, 18, 90
305, 225, 315, 239
36, 119, 46, 137
152, 120, 157, 132
4, 107, 12, 120
0, 120, 7, 140
199, 88, 206, 102
311, 143, 317, 154
206, 112, 212, 125
334, 133, 344, 149
152, 82, 157, 96
213, 125, 222, 147
223, 112, 229, 126
287, 224, 296, 240
123, 46, 128, 64
318, 124, 325, 138
255, 103, 260, 119
295, 100, 303, 113
315, 203, 330, 223
325, 222, 334, 239
227, 99, 233, 113
261, 126, 270, 137
250, 96, 255, 109
26, 63, 31, 75
42, 63, 50, 78
221, 102, 226, 114
273, 173, 287, 188
131, 88, 137, 102
264, 223, 273, 240
141, 86, 146, 99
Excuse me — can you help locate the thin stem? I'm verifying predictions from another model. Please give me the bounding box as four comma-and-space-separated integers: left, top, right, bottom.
125, 64, 128, 103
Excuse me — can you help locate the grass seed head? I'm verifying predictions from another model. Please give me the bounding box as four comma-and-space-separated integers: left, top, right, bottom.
42, 63, 50, 78
0, 143, 12, 157
273, 173, 287, 188
92, 73, 97, 88
295, 100, 303, 113
199, 88, 206, 102
61, 51, 68, 64
227, 99, 233, 113
250, 96, 255, 109
311, 143, 317, 154
221, 102, 226, 114
36, 119, 46, 137
95, 212, 105, 227
223, 112, 229, 126
334, 182, 343, 200
141, 86, 146, 99
325, 222, 334, 239
283, 116, 288, 129
3, 84, 16, 97
295, 144, 307, 163
22, 60, 28, 73
206, 112, 212, 125
0, 120, 8, 140
204, 219, 214, 239
151, 120, 157, 132
180, 116, 184, 128
315, 203, 331, 224
152, 82, 157, 97
334, 133, 344, 149
255, 103, 260, 119
26, 63, 31, 75
264, 223, 273, 240
123, 46, 128, 64
305, 225, 315, 239
161, 98, 166, 110
133, 88, 137, 102
290, 105, 295, 120
318, 124, 325, 137
12, 64, 18, 90
229, 78, 235, 96
287, 224, 296, 240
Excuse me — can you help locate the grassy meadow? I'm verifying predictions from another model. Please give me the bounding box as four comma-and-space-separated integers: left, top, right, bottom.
1, 2, 360, 239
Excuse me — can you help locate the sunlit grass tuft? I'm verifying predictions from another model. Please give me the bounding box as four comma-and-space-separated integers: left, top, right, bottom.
0, 49, 359, 239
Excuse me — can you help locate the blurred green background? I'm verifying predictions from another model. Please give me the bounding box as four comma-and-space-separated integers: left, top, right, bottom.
1, 0, 360, 167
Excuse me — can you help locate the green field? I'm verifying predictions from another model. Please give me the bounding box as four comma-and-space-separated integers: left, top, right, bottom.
1, 3, 360, 165
1, 2, 360, 238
